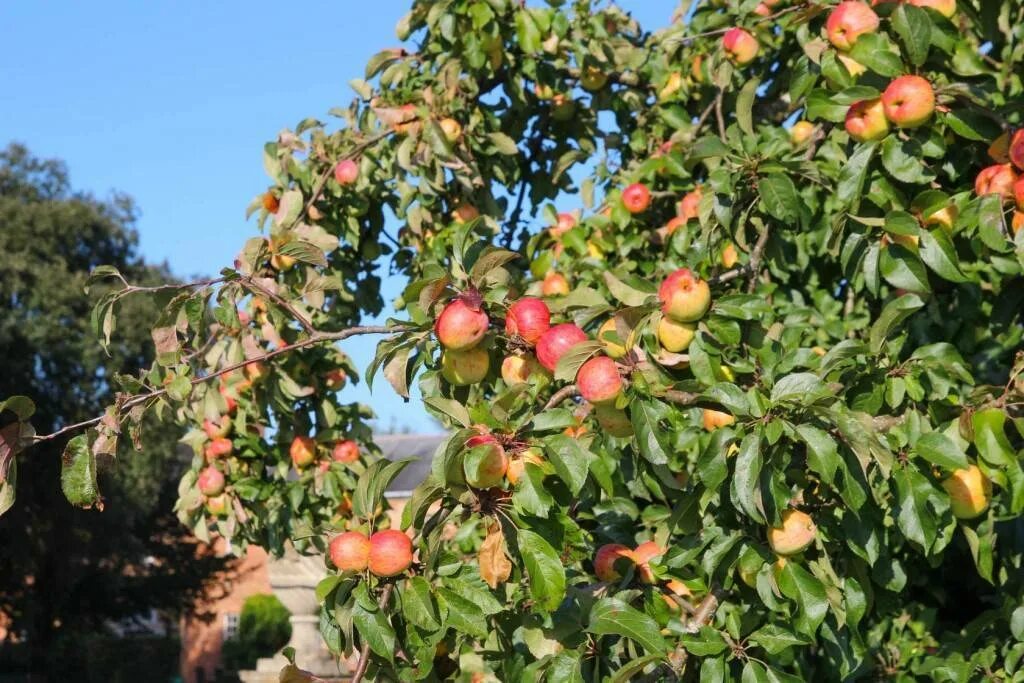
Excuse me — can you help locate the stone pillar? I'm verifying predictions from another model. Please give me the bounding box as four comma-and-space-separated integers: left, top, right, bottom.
239, 547, 347, 683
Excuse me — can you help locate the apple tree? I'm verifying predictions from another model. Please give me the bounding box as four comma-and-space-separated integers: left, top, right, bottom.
3, 0, 1024, 679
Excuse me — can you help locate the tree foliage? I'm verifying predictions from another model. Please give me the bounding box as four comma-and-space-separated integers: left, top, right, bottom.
4, 0, 1024, 679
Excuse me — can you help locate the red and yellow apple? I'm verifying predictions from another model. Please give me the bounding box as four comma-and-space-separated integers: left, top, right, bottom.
942, 464, 992, 519
702, 409, 735, 431
1009, 129, 1024, 170
975, 163, 1018, 200
845, 98, 889, 142
505, 297, 551, 345
536, 323, 588, 372
825, 2, 880, 51
205, 437, 233, 460
500, 354, 539, 385
542, 272, 570, 297
332, 439, 360, 464
435, 299, 489, 350
576, 356, 623, 405
768, 509, 817, 555
330, 531, 371, 572
597, 319, 627, 359
290, 436, 317, 469
198, 466, 226, 497
368, 530, 414, 577
633, 541, 666, 584
439, 117, 462, 143
659, 268, 711, 322
464, 433, 508, 489
881, 76, 935, 128
658, 317, 697, 353
790, 120, 815, 145
334, 159, 358, 185
722, 28, 759, 65
622, 183, 651, 214
594, 543, 633, 582
908, 0, 955, 18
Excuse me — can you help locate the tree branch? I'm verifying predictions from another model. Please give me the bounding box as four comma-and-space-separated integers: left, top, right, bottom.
239, 276, 315, 335
28, 324, 414, 446
684, 587, 724, 633
544, 384, 579, 410
746, 224, 772, 293
351, 581, 395, 683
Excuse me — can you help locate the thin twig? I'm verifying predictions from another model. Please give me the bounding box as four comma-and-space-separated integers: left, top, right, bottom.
29, 325, 414, 445
351, 582, 396, 683
746, 224, 772, 293
685, 588, 724, 633
661, 389, 699, 406
544, 384, 579, 410
239, 276, 315, 334
714, 90, 727, 139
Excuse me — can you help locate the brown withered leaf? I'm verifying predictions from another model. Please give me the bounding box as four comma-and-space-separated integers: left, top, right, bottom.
479, 525, 512, 589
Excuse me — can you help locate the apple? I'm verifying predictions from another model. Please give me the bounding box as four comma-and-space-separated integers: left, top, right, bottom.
435, 299, 489, 350
452, 202, 480, 223
205, 494, 229, 518
845, 98, 890, 142
501, 354, 539, 385
679, 187, 702, 223
923, 205, 958, 231
722, 243, 739, 268
203, 416, 232, 439
576, 356, 623, 405
881, 76, 935, 128
702, 409, 735, 431
324, 369, 347, 390
825, 2, 880, 51
658, 317, 697, 353
393, 103, 418, 134
290, 436, 317, 470
332, 439, 359, 464
330, 531, 370, 572
594, 405, 633, 438
205, 437, 233, 460
658, 268, 711, 322
261, 191, 279, 213
722, 28, 759, 65
1013, 210, 1024, 235
790, 120, 815, 145
580, 66, 608, 91
536, 323, 588, 371
658, 72, 682, 101
550, 212, 577, 238
505, 297, 551, 345
441, 347, 490, 386
908, 0, 955, 17
551, 93, 577, 122
691, 54, 705, 83
464, 433, 508, 489
534, 83, 554, 101
664, 216, 686, 236
506, 447, 545, 485
942, 464, 992, 519
621, 183, 651, 214
198, 466, 226, 497
439, 117, 462, 143
542, 272, 570, 297
974, 163, 1018, 200
633, 541, 665, 584
594, 543, 633, 582
1011, 129, 1024, 170
597, 319, 627, 359
837, 54, 867, 78
334, 159, 358, 185
368, 530, 414, 577
768, 509, 817, 556
244, 361, 268, 384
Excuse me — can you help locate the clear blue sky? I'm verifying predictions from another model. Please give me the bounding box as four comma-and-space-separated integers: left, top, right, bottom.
1, 1, 678, 434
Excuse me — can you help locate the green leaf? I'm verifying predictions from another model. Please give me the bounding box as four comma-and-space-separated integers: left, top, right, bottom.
542, 434, 592, 495
587, 597, 668, 655
914, 432, 969, 470
0, 396, 36, 421
749, 623, 812, 655
352, 598, 395, 662
437, 587, 487, 638
758, 174, 800, 224
553, 340, 602, 383
770, 373, 831, 406
549, 651, 585, 683
837, 141, 877, 208
731, 433, 765, 523
352, 457, 414, 519
869, 293, 925, 353
777, 562, 828, 638
603, 271, 654, 307
972, 409, 1015, 467
848, 33, 904, 77
315, 575, 341, 604
469, 248, 520, 286
796, 424, 840, 486
881, 136, 933, 184
736, 78, 760, 137
513, 464, 553, 517
679, 627, 729, 656
703, 382, 749, 417
487, 132, 520, 155
61, 434, 101, 509
0, 458, 16, 517
402, 576, 441, 631
806, 89, 849, 123
630, 398, 672, 465
893, 465, 942, 552
422, 396, 471, 428
277, 239, 328, 267
978, 194, 1011, 252
515, 10, 542, 54
518, 530, 566, 612
892, 4, 932, 67
919, 227, 967, 282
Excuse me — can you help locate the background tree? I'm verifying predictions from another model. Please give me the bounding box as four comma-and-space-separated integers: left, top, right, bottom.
0, 144, 227, 678
3, 0, 1024, 680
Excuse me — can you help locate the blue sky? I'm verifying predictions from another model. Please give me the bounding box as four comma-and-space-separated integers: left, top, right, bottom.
1, 1, 678, 433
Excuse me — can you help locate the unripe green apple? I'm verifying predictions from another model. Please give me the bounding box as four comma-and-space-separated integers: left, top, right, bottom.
658, 317, 697, 353
441, 347, 490, 385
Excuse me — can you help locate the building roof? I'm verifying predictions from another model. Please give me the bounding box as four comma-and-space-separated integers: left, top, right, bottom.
374, 433, 447, 497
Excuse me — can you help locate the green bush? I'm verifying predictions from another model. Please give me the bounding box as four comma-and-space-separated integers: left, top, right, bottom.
221, 594, 291, 672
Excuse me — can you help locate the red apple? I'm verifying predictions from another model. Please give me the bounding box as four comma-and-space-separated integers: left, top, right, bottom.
198, 466, 226, 497
1013, 176, 1024, 210
679, 187, 702, 222
536, 323, 588, 372
203, 416, 232, 439
845, 98, 890, 142
542, 272, 570, 297
622, 183, 651, 213
205, 494, 229, 518
633, 541, 666, 584
505, 297, 551, 345
441, 347, 490, 386
975, 164, 1018, 200
290, 436, 317, 469
576, 356, 623, 405
550, 212, 577, 238
452, 202, 480, 223
332, 439, 360, 464
594, 543, 633, 582
368, 530, 414, 577
205, 437, 233, 460
334, 159, 358, 185
722, 28, 759, 65
881, 76, 935, 128
435, 299, 489, 350
908, 0, 955, 17
826, 2, 880, 51
330, 531, 371, 572
658, 268, 711, 322
261, 191, 279, 213
1009, 129, 1024, 170
324, 369, 347, 390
